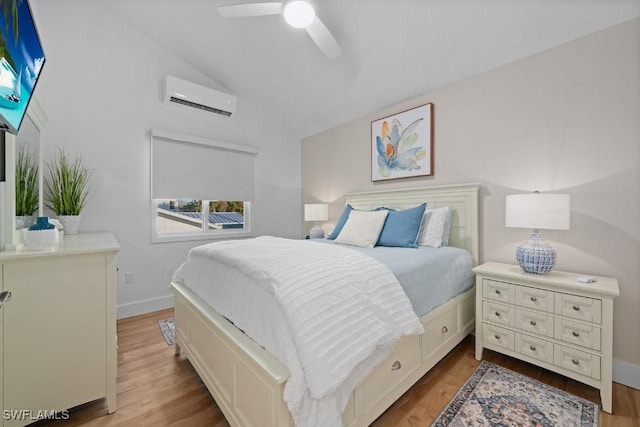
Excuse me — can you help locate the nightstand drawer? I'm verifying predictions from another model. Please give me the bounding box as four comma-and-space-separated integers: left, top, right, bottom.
556, 294, 602, 324
482, 279, 515, 304
554, 344, 601, 380
517, 286, 554, 313
516, 333, 553, 364
483, 301, 515, 327
555, 319, 601, 350
517, 308, 554, 338
483, 323, 515, 351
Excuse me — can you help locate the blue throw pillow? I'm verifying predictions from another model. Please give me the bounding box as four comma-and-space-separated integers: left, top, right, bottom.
377, 203, 427, 248
327, 204, 353, 240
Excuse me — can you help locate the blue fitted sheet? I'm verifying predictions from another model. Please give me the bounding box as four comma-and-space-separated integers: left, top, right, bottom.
312, 240, 474, 317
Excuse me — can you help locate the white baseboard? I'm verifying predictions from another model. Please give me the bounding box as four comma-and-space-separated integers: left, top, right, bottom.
117, 294, 174, 319
613, 359, 640, 390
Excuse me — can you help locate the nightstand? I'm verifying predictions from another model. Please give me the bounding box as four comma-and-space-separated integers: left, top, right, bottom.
473, 262, 619, 413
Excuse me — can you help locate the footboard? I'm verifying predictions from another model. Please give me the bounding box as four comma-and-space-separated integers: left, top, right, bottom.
173, 282, 292, 427
172, 282, 475, 427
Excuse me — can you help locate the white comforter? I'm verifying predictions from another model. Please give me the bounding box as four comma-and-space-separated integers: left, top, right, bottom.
173, 236, 423, 427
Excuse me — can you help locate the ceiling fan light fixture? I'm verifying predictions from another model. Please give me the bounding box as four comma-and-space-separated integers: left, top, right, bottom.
283, 0, 315, 28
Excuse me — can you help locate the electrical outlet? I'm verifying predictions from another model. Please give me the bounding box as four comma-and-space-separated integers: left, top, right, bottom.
125, 272, 134, 284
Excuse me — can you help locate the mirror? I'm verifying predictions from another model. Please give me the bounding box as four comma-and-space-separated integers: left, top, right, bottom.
1, 97, 47, 250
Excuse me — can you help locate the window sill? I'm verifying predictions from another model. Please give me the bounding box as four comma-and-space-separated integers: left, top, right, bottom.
151, 230, 254, 244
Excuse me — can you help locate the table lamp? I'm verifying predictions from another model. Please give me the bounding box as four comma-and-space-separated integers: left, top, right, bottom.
505, 192, 570, 274
304, 203, 328, 239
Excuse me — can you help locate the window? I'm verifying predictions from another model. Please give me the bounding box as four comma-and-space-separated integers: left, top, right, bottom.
153, 199, 251, 242
150, 129, 258, 243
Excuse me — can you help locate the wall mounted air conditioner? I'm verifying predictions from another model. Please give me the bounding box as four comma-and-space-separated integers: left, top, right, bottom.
163, 75, 237, 117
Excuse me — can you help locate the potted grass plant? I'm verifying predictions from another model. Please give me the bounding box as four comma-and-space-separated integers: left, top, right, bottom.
15, 147, 39, 229
45, 148, 92, 235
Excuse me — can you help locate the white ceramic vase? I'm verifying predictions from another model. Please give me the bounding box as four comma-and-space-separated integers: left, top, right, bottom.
58, 215, 82, 235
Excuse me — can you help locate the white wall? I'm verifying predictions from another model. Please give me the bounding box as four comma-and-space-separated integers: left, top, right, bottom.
303, 19, 640, 386
30, 0, 301, 318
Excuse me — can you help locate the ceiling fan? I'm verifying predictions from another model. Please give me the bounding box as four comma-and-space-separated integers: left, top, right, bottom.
218, 0, 342, 60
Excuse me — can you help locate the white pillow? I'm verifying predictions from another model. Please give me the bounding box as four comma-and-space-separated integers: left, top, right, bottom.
417, 207, 452, 248
334, 210, 389, 248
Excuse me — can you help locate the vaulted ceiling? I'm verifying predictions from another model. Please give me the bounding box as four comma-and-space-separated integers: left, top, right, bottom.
104, 0, 640, 140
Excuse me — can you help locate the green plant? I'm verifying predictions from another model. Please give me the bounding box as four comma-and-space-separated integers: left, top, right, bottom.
45, 148, 92, 216
15, 146, 38, 216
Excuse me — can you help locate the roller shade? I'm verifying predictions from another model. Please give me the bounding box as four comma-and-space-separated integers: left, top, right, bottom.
151, 129, 258, 201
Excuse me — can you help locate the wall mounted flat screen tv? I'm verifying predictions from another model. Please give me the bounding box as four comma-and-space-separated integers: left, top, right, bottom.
0, 0, 45, 135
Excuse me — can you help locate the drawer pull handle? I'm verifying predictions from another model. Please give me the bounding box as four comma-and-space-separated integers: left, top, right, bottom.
572, 305, 581, 311
572, 331, 580, 337
391, 361, 401, 371
495, 312, 501, 317
572, 358, 580, 365
495, 289, 501, 295
494, 334, 501, 340
441, 326, 448, 334
529, 345, 537, 351
530, 296, 537, 302
530, 320, 537, 326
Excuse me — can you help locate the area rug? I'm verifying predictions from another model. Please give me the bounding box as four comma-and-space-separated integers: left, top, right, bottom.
158, 317, 175, 346
432, 361, 599, 426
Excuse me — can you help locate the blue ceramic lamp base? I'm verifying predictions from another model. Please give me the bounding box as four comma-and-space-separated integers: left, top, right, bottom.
516, 232, 557, 274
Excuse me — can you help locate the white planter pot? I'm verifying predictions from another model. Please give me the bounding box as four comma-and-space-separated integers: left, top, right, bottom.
58, 215, 82, 235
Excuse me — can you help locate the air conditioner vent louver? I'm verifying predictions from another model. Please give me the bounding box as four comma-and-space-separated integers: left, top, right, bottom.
164, 75, 237, 117
169, 96, 233, 117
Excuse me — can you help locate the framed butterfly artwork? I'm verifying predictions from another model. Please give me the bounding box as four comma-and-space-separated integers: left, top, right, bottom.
371, 103, 434, 182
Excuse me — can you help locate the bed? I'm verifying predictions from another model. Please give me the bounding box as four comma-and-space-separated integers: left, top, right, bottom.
171, 183, 480, 427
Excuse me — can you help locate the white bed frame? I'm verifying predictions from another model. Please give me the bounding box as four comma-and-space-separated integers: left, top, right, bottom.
172, 183, 480, 427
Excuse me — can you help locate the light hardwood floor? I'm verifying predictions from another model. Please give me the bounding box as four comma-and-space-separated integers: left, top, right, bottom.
41, 308, 639, 426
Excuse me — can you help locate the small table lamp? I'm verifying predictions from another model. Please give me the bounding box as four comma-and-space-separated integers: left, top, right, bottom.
505, 192, 570, 274
304, 203, 328, 239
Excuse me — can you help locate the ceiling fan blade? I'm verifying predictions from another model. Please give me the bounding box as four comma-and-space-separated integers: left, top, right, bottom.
218, 2, 283, 18
305, 17, 341, 60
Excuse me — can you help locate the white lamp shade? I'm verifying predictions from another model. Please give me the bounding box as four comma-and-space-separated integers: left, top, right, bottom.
304, 203, 328, 222
283, 0, 315, 28
505, 193, 570, 230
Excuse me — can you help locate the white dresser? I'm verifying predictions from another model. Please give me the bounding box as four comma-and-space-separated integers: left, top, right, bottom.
473, 262, 619, 413
0, 233, 119, 426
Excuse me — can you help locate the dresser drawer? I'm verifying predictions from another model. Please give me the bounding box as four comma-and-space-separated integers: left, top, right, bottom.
516, 333, 554, 364
517, 308, 554, 338
483, 301, 515, 327
516, 286, 554, 313
358, 334, 421, 414
483, 279, 515, 304
555, 293, 602, 324
554, 344, 601, 380
555, 319, 601, 351
483, 323, 515, 352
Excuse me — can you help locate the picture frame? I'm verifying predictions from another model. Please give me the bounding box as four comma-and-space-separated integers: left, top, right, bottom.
371, 103, 433, 182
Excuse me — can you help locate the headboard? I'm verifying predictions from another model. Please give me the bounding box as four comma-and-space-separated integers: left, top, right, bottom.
344, 183, 480, 266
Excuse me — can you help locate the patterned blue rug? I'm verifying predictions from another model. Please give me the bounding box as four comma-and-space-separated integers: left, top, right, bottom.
158, 317, 175, 345
432, 361, 599, 426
